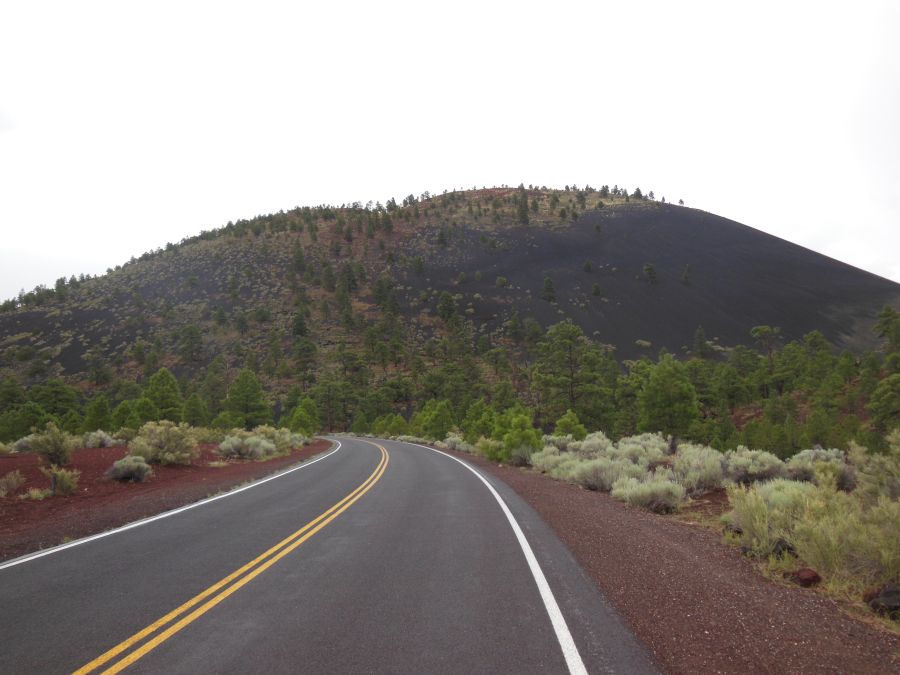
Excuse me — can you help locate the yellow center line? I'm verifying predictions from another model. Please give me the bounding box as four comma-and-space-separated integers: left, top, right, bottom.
74, 442, 388, 675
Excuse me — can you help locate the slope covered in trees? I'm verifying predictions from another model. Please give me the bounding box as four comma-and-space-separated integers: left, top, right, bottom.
1, 186, 898, 452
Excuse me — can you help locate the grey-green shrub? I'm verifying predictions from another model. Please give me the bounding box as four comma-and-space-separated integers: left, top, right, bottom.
394, 435, 430, 444
674, 443, 724, 494
726, 479, 818, 556
31, 423, 77, 465
724, 447, 786, 484
542, 434, 576, 452
190, 426, 228, 444
0, 469, 25, 497
40, 465, 80, 496
218, 434, 276, 460
106, 455, 153, 482
611, 474, 686, 513
130, 421, 198, 465
849, 436, 900, 503
791, 493, 900, 591
568, 431, 614, 458
786, 448, 856, 491
83, 430, 122, 449
608, 433, 667, 465
0, 441, 9, 455
444, 434, 476, 454
571, 457, 647, 491
12, 434, 35, 454
251, 425, 304, 454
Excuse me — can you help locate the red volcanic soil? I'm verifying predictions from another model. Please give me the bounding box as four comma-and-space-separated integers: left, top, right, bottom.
0, 439, 331, 562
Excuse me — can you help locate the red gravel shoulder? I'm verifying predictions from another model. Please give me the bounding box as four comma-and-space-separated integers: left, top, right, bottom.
0, 439, 332, 562
450, 450, 900, 674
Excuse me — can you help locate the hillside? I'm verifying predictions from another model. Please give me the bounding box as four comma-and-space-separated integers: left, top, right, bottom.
2, 186, 897, 390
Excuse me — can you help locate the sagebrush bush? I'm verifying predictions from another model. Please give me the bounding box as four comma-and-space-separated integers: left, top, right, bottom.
83, 430, 122, 449
394, 435, 430, 444
674, 443, 724, 494
724, 447, 786, 484
530, 446, 563, 473
31, 423, 77, 466
12, 434, 35, 454
40, 465, 81, 496
218, 433, 276, 460
848, 436, 900, 503
542, 434, 575, 452
569, 431, 615, 458
190, 426, 227, 444
726, 479, 818, 556
0, 469, 25, 497
571, 457, 647, 491
129, 421, 198, 465
786, 448, 855, 490
114, 427, 139, 443
608, 433, 667, 465
791, 493, 900, 591
476, 436, 506, 462
106, 455, 153, 482
251, 425, 304, 454
22, 487, 51, 500
611, 474, 686, 513
444, 434, 476, 454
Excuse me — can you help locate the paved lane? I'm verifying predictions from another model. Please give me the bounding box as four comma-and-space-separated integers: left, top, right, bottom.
0, 438, 656, 674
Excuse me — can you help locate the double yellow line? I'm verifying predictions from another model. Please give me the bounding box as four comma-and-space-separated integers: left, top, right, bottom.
75, 443, 389, 675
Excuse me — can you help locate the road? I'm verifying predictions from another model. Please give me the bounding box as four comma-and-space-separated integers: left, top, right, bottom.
0, 437, 657, 674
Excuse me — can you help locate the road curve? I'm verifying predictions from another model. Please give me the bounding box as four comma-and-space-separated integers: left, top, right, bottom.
0, 437, 656, 674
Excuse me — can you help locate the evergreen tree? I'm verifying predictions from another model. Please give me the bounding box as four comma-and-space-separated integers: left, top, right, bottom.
183, 393, 209, 427
225, 369, 271, 430
554, 409, 587, 440
541, 277, 556, 302
83, 393, 112, 431
637, 355, 700, 437
145, 367, 184, 422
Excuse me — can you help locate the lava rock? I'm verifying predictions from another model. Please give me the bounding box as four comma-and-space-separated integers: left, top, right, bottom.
772, 538, 796, 559
793, 568, 822, 588
866, 583, 900, 620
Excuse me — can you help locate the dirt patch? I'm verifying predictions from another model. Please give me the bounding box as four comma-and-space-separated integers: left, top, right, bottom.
449, 450, 900, 674
0, 439, 332, 562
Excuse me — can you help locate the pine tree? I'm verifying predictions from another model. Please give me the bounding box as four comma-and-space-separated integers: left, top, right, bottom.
637, 355, 700, 437
225, 369, 271, 430
145, 368, 184, 422
83, 393, 111, 431
183, 393, 209, 427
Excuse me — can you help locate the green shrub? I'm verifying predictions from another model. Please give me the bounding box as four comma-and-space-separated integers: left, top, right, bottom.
129, 421, 198, 465
611, 474, 686, 513
786, 448, 855, 490
726, 479, 818, 556
83, 430, 122, 449
503, 414, 540, 466
476, 436, 506, 462
106, 455, 153, 482
0, 441, 9, 455
724, 447, 786, 484
218, 433, 276, 460
554, 410, 587, 441
571, 457, 647, 491
394, 434, 430, 444
674, 443, 724, 494
31, 423, 77, 465
40, 465, 81, 496
0, 469, 25, 497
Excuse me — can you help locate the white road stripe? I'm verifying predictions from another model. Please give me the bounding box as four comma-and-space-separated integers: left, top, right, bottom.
406, 441, 588, 675
0, 441, 342, 571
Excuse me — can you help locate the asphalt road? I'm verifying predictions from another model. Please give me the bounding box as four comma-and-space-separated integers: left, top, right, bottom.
0, 438, 657, 674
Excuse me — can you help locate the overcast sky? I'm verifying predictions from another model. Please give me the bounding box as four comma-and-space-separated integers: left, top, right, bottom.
1, 1, 898, 300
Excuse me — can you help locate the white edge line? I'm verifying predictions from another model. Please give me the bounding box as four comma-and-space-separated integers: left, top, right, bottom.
405, 441, 588, 675
0, 441, 342, 571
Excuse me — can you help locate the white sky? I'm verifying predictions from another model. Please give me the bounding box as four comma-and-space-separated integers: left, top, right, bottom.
1, 1, 898, 300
